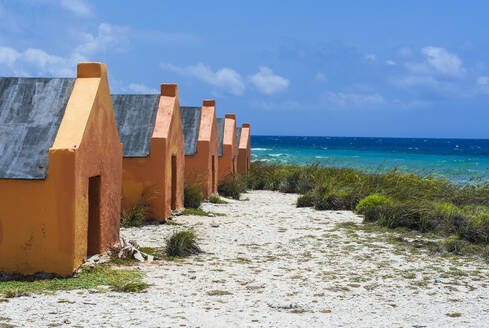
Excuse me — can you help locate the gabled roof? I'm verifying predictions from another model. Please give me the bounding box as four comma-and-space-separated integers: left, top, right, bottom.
111, 94, 160, 157
217, 118, 225, 157
180, 106, 202, 156
236, 127, 242, 152
0, 77, 76, 179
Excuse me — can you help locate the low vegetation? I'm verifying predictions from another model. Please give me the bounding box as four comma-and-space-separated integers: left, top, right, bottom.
208, 194, 228, 204
218, 175, 246, 200
179, 208, 225, 217
184, 185, 204, 209
121, 197, 151, 228
246, 162, 489, 256
165, 229, 202, 258
0, 265, 147, 297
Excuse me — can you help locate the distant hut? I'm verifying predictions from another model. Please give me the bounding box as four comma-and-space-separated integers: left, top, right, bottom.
0, 63, 122, 276
112, 84, 184, 222
237, 123, 251, 174
217, 114, 238, 182
181, 100, 219, 197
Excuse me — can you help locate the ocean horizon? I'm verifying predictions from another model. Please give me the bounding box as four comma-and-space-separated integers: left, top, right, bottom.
250, 135, 489, 182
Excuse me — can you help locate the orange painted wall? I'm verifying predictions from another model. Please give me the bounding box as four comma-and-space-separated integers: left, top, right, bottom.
121, 84, 185, 221
159, 84, 185, 216
0, 63, 122, 276
238, 123, 251, 175
184, 100, 219, 198
218, 114, 238, 182
120, 142, 165, 221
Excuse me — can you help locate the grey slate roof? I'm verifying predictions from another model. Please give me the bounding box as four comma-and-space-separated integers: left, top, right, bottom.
236, 127, 242, 151
111, 94, 160, 157
180, 106, 201, 156
217, 118, 225, 157
0, 77, 76, 179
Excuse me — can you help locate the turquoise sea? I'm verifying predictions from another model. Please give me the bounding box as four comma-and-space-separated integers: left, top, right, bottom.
250, 136, 489, 183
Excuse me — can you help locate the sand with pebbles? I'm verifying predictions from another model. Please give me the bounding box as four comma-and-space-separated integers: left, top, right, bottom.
1, 190, 489, 327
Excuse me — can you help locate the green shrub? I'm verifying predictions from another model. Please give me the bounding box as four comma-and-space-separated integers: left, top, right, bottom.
121, 199, 150, 228
218, 175, 245, 200
184, 185, 203, 209
313, 190, 361, 211
374, 203, 423, 230
165, 229, 202, 257
355, 194, 394, 214
208, 194, 228, 204
296, 192, 316, 207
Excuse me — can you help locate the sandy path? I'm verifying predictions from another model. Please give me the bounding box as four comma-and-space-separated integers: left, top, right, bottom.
1, 190, 488, 327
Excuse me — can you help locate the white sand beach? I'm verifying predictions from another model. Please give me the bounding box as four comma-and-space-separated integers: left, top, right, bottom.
1, 190, 488, 327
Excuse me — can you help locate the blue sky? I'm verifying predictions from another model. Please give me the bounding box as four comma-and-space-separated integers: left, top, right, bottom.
1, 1, 489, 138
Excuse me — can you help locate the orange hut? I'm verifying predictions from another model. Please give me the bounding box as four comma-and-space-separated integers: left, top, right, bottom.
112, 84, 184, 222
0, 63, 122, 276
217, 114, 238, 182
181, 100, 219, 197
237, 123, 251, 175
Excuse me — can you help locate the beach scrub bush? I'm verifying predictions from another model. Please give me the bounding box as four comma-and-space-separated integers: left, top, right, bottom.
355, 194, 394, 214
121, 197, 151, 228
248, 162, 489, 249
184, 185, 203, 209
208, 194, 228, 204
165, 229, 202, 257
313, 190, 362, 211
296, 192, 316, 207
218, 175, 246, 200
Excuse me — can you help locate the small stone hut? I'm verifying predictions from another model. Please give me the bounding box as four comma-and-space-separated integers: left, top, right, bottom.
237, 123, 251, 174
217, 114, 238, 182
0, 62, 122, 276
112, 84, 184, 222
181, 100, 219, 197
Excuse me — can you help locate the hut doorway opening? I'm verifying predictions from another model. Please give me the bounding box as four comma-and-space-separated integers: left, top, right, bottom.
87, 175, 101, 256
171, 155, 177, 210
212, 155, 216, 193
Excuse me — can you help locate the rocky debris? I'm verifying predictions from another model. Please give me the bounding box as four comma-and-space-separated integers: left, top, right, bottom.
85, 253, 111, 265
107, 237, 154, 263
268, 303, 301, 310
82, 237, 154, 271
171, 209, 183, 217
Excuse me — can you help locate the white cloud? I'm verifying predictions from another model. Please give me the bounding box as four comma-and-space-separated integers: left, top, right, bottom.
420, 46, 464, 77
0, 23, 128, 76
321, 92, 385, 108
393, 47, 465, 93
60, 0, 92, 17
249, 67, 289, 95
73, 23, 128, 61
385, 60, 396, 66
315, 72, 327, 82
126, 83, 158, 94
0, 46, 20, 67
366, 54, 376, 61
477, 76, 489, 85
161, 62, 245, 96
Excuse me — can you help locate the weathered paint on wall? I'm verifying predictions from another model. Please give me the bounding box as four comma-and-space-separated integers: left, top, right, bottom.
121, 84, 184, 221
0, 63, 122, 276
218, 113, 238, 182
184, 100, 219, 197
238, 123, 251, 175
